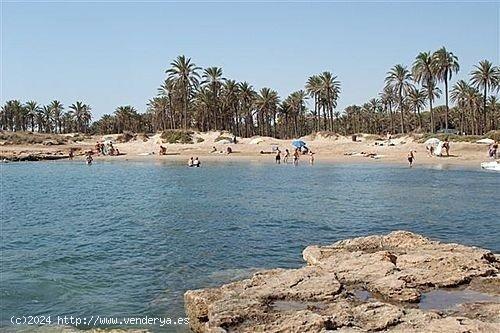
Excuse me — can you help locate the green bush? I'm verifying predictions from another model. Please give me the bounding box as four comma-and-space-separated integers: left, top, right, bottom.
161, 130, 193, 144
196, 137, 205, 143
0, 131, 68, 145
117, 131, 136, 143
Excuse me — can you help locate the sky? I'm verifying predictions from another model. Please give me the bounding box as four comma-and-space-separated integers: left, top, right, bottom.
1, 1, 499, 119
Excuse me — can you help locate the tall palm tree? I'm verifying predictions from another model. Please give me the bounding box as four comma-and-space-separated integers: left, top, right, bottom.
412, 51, 438, 132
202, 66, 224, 130
305, 75, 322, 131
385, 64, 413, 133
221, 79, 240, 134
432, 47, 460, 131
318, 72, 341, 131
166, 55, 201, 130
42, 105, 53, 132
470, 60, 500, 133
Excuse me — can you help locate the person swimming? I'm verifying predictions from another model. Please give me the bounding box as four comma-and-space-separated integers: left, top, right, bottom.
86, 152, 93, 165
188, 157, 194, 167
193, 157, 200, 167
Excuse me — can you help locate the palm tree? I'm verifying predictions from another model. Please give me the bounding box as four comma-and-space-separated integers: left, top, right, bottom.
413, 51, 438, 132
470, 60, 500, 133
318, 72, 341, 131
305, 75, 322, 131
238, 82, 256, 137
379, 86, 396, 134
202, 67, 224, 130
166, 55, 201, 130
487, 95, 499, 130
42, 105, 53, 132
69, 101, 91, 133
49, 100, 64, 133
385, 64, 413, 133
255, 88, 280, 137
432, 47, 460, 131
24, 101, 40, 131
407, 87, 427, 130
221, 79, 240, 134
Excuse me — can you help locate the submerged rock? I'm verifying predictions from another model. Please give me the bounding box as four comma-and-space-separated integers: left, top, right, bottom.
184, 231, 500, 332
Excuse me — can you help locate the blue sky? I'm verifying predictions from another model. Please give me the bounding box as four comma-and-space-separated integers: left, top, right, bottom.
1, 1, 499, 119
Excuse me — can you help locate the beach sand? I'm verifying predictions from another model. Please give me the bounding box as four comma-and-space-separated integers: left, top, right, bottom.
0, 131, 495, 167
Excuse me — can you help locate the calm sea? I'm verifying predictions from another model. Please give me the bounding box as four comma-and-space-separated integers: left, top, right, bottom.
1, 161, 499, 332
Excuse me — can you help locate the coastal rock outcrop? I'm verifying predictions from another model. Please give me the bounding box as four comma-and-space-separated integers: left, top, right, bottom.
184, 231, 500, 333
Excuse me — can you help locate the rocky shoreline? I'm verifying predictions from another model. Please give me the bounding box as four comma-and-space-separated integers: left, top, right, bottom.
184, 231, 500, 332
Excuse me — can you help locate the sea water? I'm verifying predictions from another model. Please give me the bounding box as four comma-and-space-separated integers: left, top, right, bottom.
1, 161, 499, 332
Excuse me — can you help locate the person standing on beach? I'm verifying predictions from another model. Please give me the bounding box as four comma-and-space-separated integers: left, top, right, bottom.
443, 138, 450, 156
407, 150, 415, 167
275, 149, 281, 164
489, 141, 498, 159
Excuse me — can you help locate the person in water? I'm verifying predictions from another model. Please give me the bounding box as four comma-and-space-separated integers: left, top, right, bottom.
86, 152, 93, 165
275, 149, 281, 164
68, 148, 74, 160
283, 149, 290, 163
293, 148, 300, 166
193, 157, 200, 167
407, 150, 415, 167
188, 157, 194, 167
309, 150, 315, 165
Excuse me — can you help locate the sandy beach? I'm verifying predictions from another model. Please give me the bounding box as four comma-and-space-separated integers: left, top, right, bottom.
1, 131, 495, 168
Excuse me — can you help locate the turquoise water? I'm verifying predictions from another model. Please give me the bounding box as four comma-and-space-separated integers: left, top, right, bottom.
1, 161, 499, 332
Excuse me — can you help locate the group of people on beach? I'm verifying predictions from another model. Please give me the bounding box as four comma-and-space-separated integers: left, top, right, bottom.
275, 148, 315, 166
95, 141, 119, 156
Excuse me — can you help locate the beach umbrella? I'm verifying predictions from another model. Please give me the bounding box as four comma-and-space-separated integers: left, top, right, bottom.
292, 140, 307, 148
424, 138, 441, 146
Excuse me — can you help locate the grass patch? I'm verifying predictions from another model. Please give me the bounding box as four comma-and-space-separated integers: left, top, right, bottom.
0, 131, 68, 145
417, 133, 483, 143
215, 135, 232, 142
161, 130, 194, 144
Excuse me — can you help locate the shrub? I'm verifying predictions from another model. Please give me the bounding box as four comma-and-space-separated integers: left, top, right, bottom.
117, 131, 136, 143
485, 130, 500, 142
196, 137, 205, 143
0, 131, 68, 145
161, 130, 193, 144
215, 135, 232, 142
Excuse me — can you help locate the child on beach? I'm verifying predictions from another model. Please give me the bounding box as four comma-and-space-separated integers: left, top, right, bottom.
407, 150, 415, 167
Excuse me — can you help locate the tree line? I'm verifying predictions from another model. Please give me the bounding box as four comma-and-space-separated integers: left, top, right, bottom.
0, 100, 92, 134
2, 48, 499, 138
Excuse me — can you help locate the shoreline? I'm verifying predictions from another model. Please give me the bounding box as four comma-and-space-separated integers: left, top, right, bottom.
1, 131, 497, 169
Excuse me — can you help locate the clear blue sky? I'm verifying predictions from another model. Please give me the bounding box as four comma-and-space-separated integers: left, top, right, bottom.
1, 1, 499, 119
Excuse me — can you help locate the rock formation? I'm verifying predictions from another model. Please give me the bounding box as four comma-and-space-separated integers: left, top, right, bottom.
184, 231, 500, 332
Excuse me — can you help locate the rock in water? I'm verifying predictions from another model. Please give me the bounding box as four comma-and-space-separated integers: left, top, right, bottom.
184, 231, 500, 333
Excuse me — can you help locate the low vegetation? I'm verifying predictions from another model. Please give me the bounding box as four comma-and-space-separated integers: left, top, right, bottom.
214, 135, 232, 142
0, 131, 68, 145
161, 130, 193, 144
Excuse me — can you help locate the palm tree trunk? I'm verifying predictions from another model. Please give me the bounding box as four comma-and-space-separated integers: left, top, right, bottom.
444, 78, 449, 131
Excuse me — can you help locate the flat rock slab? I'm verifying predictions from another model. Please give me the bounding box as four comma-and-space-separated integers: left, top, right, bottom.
184, 231, 500, 332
